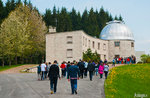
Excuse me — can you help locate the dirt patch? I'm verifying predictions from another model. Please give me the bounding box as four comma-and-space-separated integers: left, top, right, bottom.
0, 64, 37, 74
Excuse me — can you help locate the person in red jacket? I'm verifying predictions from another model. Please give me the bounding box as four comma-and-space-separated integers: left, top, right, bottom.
127, 57, 130, 64
60, 62, 66, 77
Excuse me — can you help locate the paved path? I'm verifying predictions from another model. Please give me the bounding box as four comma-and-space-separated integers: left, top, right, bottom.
0, 73, 105, 98
0, 64, 125, 98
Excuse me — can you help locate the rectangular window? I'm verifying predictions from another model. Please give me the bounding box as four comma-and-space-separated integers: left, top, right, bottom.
93, 41, 95, 48
67, 36, 73, 44
67, 49, 73, 58
88, 40, 90, 48
98, 43, 100, 50
83, 37, 84, 46
131, 42, 134, 47
85, 38, 87, 47
114, 41, 120, 47
103, 44, 106, 50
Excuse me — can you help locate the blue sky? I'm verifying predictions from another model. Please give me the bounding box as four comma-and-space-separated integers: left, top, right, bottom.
2, 0, 150, 54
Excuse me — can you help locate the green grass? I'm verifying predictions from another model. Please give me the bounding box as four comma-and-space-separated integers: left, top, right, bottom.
0, 64, 24, 72
105, 64, 150, 98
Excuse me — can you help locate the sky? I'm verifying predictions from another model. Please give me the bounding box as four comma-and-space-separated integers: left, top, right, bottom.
2, 0, 150, 54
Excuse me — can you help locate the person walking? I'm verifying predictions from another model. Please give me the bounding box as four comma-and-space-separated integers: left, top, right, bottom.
48, 60, 60, 94
87, 61, 95, 81
95, 63, 99, 76
66, 61, 71, 76
78, 60, 85, 79
98, 64, 104, 79
104, 63, 109, 79
84, 61, 88, 77
37, 64, 41, 80
67, 62, 80, 95
60, 62, 66, 78
41, 62, 46, 80
112, 58, 115, 66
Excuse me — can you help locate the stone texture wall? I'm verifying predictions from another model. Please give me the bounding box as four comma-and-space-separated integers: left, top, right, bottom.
46, 30, 135, 64
108, 40, 135, 61
81, 32, 108, 61
46, 31, 83, 64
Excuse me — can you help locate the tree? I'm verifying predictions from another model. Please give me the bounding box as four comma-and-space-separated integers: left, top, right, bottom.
83, 48, 100, 62
0, 0, 4, 24
141, 54, 150, 63
57, 7, 72, 32
43, 9, 52, 27
0, 4, 47, 66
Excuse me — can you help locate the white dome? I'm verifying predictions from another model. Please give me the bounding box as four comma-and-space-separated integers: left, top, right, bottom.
100, 20, 134, 40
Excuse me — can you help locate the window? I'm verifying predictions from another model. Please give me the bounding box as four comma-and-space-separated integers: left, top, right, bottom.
114, 41, 120, 47
98, 43, 100, 50
88, 40, 90, 47
85, 38, 87, 47
103, 44, 106, 50
131, 42, 134, 47
93, 41, 95, 48
67, 49, 73, 58
83, 37, 84, 46
67, 36, 73, 44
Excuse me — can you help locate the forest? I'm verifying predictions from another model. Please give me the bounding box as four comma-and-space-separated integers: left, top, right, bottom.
0, 0, 123, 66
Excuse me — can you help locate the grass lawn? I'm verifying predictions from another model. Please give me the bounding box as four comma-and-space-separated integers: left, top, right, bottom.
0, 64, 24, 72
105, 64, 150, 98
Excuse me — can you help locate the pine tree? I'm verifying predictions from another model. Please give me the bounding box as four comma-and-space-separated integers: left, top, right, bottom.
57, 7, 72, 32
70, 8, 81, 30
0, 0, 4, 24
119, 15, 123, 21
43, 9, 52, 27
52, 6, 57, 27
81, 9, 89, 33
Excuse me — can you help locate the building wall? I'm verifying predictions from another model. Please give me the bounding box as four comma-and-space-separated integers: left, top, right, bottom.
108, 40, 135, 61
81, 32, 108, 61
46, 31, 83, 64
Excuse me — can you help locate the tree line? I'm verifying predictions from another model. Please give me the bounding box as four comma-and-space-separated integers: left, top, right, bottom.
43, 6, 123, 38
0, 0, 124, 66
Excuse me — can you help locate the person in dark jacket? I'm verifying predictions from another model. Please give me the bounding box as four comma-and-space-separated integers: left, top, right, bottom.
48, 60, 60, 94
87, 61, 95, 81
67, 62, 80, 95
78, 60, 85, 79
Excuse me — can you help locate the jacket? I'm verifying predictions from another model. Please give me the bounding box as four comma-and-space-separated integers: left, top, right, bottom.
98, 65, 104, 74
67, 65, 80, 79
78, 62, 85, 70
48, 64, 60, 79
87, 63, 95, 71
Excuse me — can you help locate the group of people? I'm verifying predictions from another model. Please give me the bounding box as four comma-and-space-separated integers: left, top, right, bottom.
37, 59, 109, 95
113, 56, 136, 65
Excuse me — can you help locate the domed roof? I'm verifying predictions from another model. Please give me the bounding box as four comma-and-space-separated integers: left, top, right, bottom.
100, 20, 134, 40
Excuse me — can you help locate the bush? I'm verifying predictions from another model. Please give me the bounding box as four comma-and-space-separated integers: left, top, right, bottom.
146, 57, 150, 63
83, 48, 100, 62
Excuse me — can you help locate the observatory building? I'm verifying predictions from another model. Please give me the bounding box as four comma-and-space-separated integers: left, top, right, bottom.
46, 20, 135, 64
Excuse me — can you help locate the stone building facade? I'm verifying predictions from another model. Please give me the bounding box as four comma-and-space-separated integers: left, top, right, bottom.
46, 20, 135, 64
